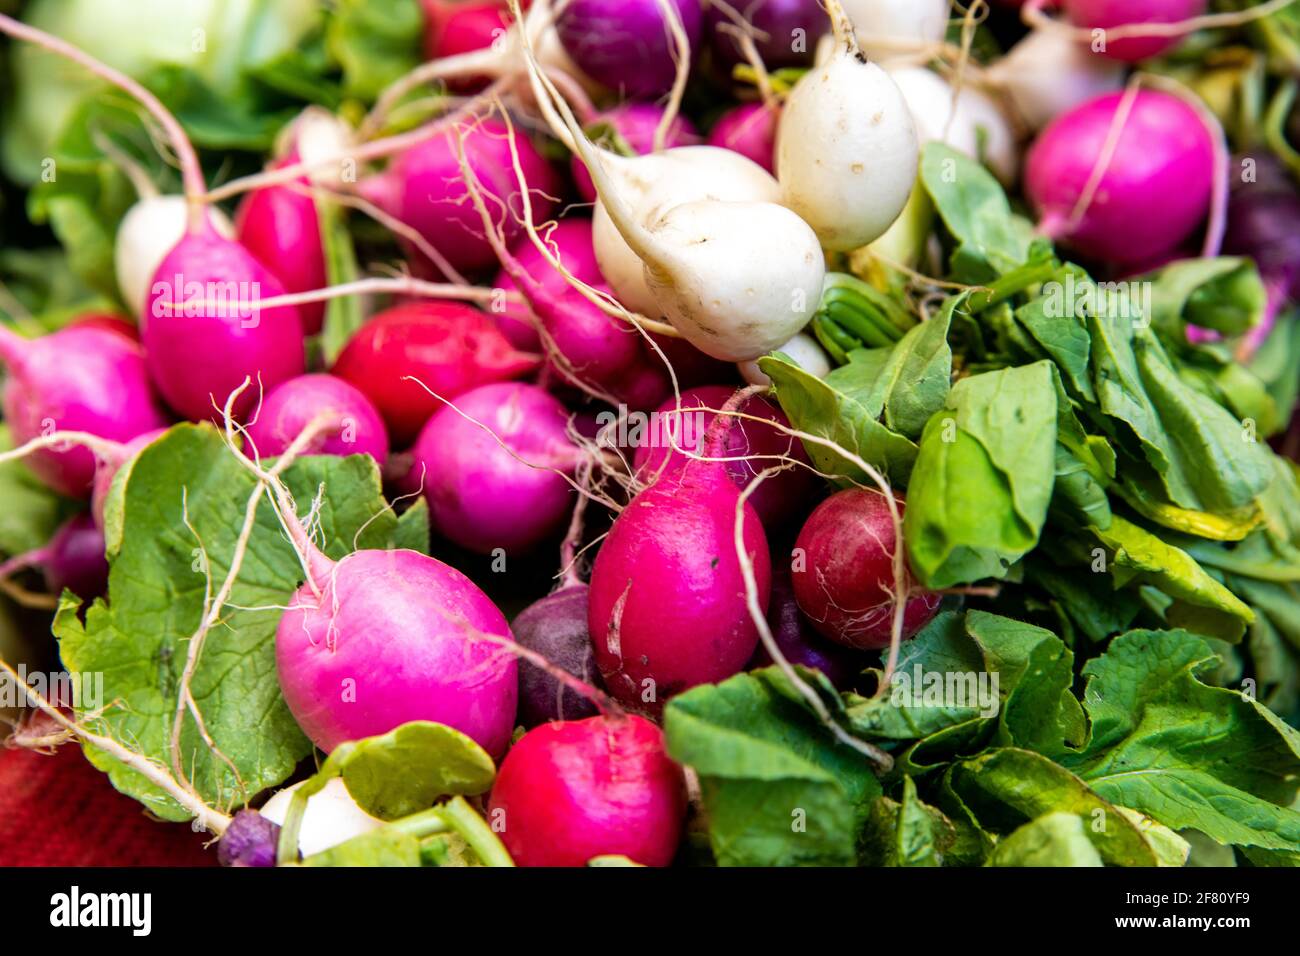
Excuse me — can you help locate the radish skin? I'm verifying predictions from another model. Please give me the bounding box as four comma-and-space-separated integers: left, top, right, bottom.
245, 374, 389, 466
841, 0, 950, 62
984, 28, 1124, 131
260, 779, 384, 858
115, 197, 234, 319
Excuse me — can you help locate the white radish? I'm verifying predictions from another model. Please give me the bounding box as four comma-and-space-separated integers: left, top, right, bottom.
887, 66, 1018, 184
260, 778, 385, 858
516, 0, 822, 361
114, 196, 234, 319
841, 0, 950, 62
739, 332, 831, 386
984, 29, 1125, 132
777, 1, 919, 251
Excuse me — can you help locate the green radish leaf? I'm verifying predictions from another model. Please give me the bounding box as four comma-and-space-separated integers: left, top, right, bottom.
0, 426, 78, 557
1139, 256, 1266, 339
54, 424, 426, 822
862, 776, 955, 867
327, 0, 424, 101
301, 829, 423, 867
318, 195, 364, 364
986, 813, 1103, 867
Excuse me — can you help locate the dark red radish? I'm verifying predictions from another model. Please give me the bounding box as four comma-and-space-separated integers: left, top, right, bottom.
488, 714, 686, 866
705, 0, 828, 69
556, 0, 702, 98
0, 324, 169, 498
611, 357, 672, 411
407, 382, 579, 554
42, 513, 109, 600
791, 488, 940, 651
749, 569, 866, 689
90, 428, 167, 531
491, 218, 606, 351
142, 221, 306, 422
1062, 0, 1206, 63
357, 118, 561, 275
245, 374, 389, 466
589, 413, 772, 713
513, 585, 601, 726
707, 102, 778, 175
1026, 89, 1216, 266
633, 385, 815, 528
331, 301, 539, 446
570, 103, 700, 203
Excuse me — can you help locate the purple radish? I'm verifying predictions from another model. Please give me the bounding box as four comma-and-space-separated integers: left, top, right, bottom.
407, 382, 580, 555
0, 324, 169, 498
42, 513, 109, 600
570, 103, 701, 203
245, 374, 389, 467
705, 0, 828, 69
556, 0, 703, 98
513, 585, 602, 726
707, 102, 778, 175
749, 569, 866, 689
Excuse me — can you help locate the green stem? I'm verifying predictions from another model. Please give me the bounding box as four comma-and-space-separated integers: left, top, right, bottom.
436, 796, 515, 867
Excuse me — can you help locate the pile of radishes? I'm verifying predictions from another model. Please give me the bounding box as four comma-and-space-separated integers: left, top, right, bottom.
0, 0, 1256, 867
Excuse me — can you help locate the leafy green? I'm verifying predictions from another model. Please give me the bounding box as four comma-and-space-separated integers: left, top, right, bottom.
0, 426, 77, 557
987, 813, 1103, 867
862, 777, 954, 866
1140, 257, 1266, 338
326, 0, 424, 101
301, 829, 423, 867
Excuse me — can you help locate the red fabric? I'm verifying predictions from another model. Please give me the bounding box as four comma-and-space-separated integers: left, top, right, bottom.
0, 745, 217, 866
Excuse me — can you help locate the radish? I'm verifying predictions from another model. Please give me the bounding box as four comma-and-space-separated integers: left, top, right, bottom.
776, 2, 919, 251
1026, 89, 1216, 266
589, 404, 773, 711
115, 197, 234, 319
556, 0, 702, 98
422, 0, 511, 62
738, 331, 830, 386
488, 714, 686, 866
260, 778, 384, 858
749, 569, 866, 689
1061, 0, 1206, 63
245, 374, 389, 466
887, 66, 1018, 185
406, 382, 579, 555
90, 428, 167, 531
633, 385, 816, 528
69, 313, 139, 342
707, 102, 778, 175
513, 585, 601, 726
275, 529, 519, 757
0, 513, 109, 601
331, 301, 539, 446
790, 488, 940, 650
840, 0, 950, 62
357, 117, 561, 275
983, 28, 1124, 132
492, 219, 606, 351
571, 103, 700, 204
143, 219, 307, 422
705, 0, 828, 69
217, 810, 280, 867
0, 324, 169, 498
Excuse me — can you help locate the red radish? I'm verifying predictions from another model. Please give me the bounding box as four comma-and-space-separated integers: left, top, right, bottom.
422, 0, 511, 60
512, 585, 601, 726
143, 220, 306, 422
488, 714, 686, 866
245, 375, 389, 466
556, 0, 703, 98
492, 218, 606, 351
1026, 89, 1216, 266
90, 427, 168, 531
407, 382, 579, 554
1062, 0, 1206, 63
589, 410, 772, 712
791, 488, 939, 651
633, 385, 815, 528
42, 514, 109, 600
570, 103, 701, 203
331, 301, 539, 446
277, 542, 519, 758
0, 324, 169, 498
651, 333, 736, 390
749, 569, 866, 689
357, 118, 561, 275
707, 102, 778, 175
610, 357, 673, 411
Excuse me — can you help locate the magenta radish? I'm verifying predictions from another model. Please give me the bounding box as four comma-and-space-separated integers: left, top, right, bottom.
749, 569, 866, 689
276, 538, 518, 757
556, 0, 702, 98
790, 488, 939, 650
331, 301, 539, 446
245, 375, 389, 466
488, 714, 686, 866
407, 382, 579, 555
357, 117, 561, 275
512, 585, 601, 726
492, 218, 606, 350
90, 427, 168, 531
633, 385, 816, 528
589, 410, 773, 712
1025, 89, 1216, 266
705, 0, 828, 69
571, 103, 700, 203
984, 28, 1125, 131
143, 220, 306, 422
1062, 0, 1206, 63
116, 198, 235, 319
777, 2, 919, 250
0, 324, 169, 498
707, 102, 778, 175
422, 0, 511, 62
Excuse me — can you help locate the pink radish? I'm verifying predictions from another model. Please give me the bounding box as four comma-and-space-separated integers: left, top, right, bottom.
491, 218, 606, 351
571, 103, 700, 203
707, 102, 778, 175
90, 427, 168, 531
1062, 0, 1206, 63
245, 375, 389, 466
488, 714, 686, 866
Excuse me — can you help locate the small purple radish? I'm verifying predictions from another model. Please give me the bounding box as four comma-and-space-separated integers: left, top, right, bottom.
749, 569, 866, 689
0, 324, 169, 498
570, 103, 701, 203
556, 0, 703, 98
513, 585, 602, 727
245, 374, 389, 466
705, 0, 828, 69
42, 513, 109, 600
408, 382, 580, 555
